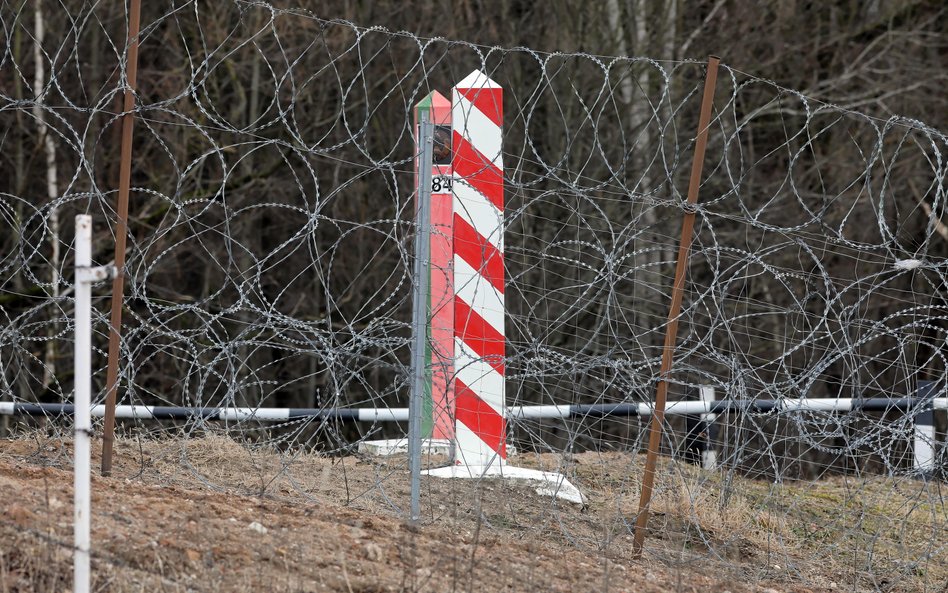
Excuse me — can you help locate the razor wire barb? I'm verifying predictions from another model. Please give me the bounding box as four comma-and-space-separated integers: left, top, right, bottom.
0, 2, 947, 591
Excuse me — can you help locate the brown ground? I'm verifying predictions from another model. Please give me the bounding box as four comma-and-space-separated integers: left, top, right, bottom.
0, 429, 943, 592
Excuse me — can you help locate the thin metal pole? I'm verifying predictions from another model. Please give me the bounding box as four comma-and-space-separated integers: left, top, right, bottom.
73, 216, 93, 593
632, 55, 720, 556
409, 111, 435, 523
102, 0, 142, 476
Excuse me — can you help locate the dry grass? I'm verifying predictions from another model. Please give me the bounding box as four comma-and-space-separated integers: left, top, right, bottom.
0, 429, 945, 592
648, 462, 948, 591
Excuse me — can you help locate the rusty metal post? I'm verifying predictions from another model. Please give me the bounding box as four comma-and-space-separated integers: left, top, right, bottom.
632, 55, 720, 556
101, 0, 143, 476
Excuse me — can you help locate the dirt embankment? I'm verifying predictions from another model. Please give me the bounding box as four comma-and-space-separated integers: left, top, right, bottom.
0, 433, 939, 592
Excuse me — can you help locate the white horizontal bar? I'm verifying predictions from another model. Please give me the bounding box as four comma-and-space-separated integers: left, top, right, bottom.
509, 405, 570, 419
358, 408, 410, 422
90, 404, 155, 419
782, 398, 854, 412
219, 408, 290, 421
4, 398, 946, 423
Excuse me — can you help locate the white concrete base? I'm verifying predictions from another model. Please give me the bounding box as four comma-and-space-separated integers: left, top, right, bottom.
423, 462, 585, 505
358, 438, 452, 457
359, 438, 518, 457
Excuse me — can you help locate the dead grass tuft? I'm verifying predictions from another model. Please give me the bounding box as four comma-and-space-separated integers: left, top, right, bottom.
0, 431, 945, 592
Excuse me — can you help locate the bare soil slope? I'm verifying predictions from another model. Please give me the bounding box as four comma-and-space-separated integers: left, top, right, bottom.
0, 432, 942, 592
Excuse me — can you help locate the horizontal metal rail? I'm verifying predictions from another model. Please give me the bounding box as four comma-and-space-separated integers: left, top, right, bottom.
1, 397, 945, 423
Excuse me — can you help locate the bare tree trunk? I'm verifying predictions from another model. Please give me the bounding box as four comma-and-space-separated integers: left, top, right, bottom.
32, 0, 61, 393
607, 0, 678, 346
3, 8, 26, 435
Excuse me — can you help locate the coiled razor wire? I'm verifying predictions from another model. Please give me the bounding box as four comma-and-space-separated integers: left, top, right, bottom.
1, 2, 946, 590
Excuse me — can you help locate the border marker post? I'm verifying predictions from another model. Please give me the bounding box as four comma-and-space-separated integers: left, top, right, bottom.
360, 93, 456, 459
449, 69, 507, 468
415, 91, 456, 444
424, 70, 583, 505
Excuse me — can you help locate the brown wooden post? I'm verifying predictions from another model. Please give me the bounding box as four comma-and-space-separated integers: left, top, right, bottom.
101, 0, 142, 476
632, 55, 720, 556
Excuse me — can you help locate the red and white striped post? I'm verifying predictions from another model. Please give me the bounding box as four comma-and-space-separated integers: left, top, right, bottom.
450, 70, 507, 468
423, 70, 582, 503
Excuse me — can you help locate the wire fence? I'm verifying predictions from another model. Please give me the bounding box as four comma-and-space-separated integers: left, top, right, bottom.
1, 2, 947, 592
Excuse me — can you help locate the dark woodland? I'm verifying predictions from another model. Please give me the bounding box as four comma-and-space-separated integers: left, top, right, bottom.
1, 0, 946, 475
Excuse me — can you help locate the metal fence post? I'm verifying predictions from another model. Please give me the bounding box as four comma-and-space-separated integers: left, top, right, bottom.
73, 215, 93, 593
632, 55, 720, 556
73, 216, 112, 593
685, 385, 717, 469
409, 111, 435, 523
914, 380, 937, 478
102, 0, 143, 476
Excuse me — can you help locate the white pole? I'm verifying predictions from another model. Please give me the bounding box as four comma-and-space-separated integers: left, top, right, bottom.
699, 385, 718, 470
73, 215, 93, 593
912, 381, 936, 480
913, 414, 935, 476
914, 381, 937, 478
